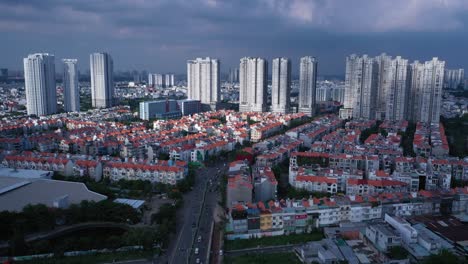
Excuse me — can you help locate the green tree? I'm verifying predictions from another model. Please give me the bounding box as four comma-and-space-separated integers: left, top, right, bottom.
123, 227, 157, 250
423, 250, 462, 264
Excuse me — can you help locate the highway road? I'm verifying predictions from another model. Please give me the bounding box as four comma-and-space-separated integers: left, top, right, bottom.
165, 161, 225, 264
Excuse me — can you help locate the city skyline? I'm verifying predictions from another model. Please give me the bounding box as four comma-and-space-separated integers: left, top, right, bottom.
1, 1, 468, 74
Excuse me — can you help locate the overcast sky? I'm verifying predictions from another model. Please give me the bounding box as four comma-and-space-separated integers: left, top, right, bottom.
1, 0, 468, 75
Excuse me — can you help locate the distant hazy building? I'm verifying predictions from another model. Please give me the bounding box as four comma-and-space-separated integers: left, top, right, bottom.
23, 53, 57, 116
444, 69, 464, 89
271, 57, 291, 113
165, 73, 175, 87
90, 53, 114, 108
409, 58, 445, 123
187, 57, 220, 110
340, 54, 377, 119
316, 86, 329, 102
374, 53, 392, 119
239, 57, 268, 112
298, 56, 318, 116
148, 73, 174, 88
385, 56, 410, 121
132, 70, 141, 83
0, 68, 7, 82
62, 59, 80, 112
331, 83, 345, 103
229, 68, 239, 83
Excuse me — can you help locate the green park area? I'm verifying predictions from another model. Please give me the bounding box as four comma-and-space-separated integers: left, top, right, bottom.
223, 252, 301, 264
224, 231, 323, 251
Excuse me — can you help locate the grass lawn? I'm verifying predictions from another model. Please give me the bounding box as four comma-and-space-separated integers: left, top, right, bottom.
224, 252, 301, 264
224, 231, 323, 251
16, 250, 153, 264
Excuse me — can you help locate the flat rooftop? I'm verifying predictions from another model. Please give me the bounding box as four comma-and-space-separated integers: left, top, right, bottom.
0, 177, 107, 212
409, 215, 468, 243
0, 167, 52, 179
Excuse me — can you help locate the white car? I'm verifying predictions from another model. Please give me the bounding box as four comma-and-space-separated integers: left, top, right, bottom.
194, 248, 199, 255
219, 250, 223, 256
196, 258, 200, 264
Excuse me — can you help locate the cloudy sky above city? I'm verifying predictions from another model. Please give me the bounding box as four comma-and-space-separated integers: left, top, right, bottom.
1, 0, 468, 75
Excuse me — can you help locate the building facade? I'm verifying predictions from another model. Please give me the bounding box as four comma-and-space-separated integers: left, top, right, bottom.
385, 56, 410, 121
374, 53, 392, 119
239, 57, 268, 112
298, 56, 318, 116
271, 58, 291, 113
62, 59, 80, 112
187, 57, 220, 110
177, 99, 201, 116
23, 53, 57, 116
139, 100, 182, 120
90, 52, 114, 108
340, 54, 378, 120
410, 58, 445, 123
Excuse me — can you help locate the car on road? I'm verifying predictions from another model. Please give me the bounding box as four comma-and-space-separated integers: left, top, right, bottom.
194, 248, 199, 255
196, 258, 200, 264
219, 250, 223, 256
197, 236, 202, 242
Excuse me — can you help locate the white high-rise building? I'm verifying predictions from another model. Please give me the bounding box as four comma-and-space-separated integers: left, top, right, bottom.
90, 53, 114, 108
409, 58, 445, 123
239, 57, 268, 112
374, 53, 392, 119
165, 73, 175, 87
23, 53, 57, 116
271, 57, 291, 113
385, 56, 410, 121
187, 57, 220, 109
62, 59, 80, 112
340, 54, 378, 119
298, 56, 317, 116
331, 83, 345, 103
444, 69, 464, 89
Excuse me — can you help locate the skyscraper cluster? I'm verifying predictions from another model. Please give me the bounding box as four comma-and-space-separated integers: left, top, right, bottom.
444, 69, 465, 89
237, 56, 318, 115
23, 52, 114, 116
187, 57, 220, 110
340, 53, 445, 123
90, 52, 114, 108
148, 73, 175, 88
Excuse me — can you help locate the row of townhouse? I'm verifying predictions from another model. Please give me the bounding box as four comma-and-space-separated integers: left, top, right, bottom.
255, 140, 303, 167
1, 153, 187, 185
103, 161, 186, 185
250, 122, 284, 142
413, 122, 450, 157
2, 155, 74, 176
395, 156, 468, 181
227, 188, 468, 240
0, 118, 65, 136
289, 152, 379, 183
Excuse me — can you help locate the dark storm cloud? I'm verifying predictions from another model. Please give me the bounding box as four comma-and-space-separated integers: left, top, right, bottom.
1, 0, 468, 75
